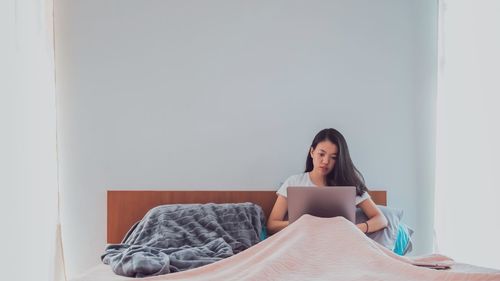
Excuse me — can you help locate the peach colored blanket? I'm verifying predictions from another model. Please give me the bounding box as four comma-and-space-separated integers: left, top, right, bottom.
75, 215, 500, 281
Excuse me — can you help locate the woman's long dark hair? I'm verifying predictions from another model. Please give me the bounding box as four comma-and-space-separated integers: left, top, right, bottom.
305, 128, 368, 196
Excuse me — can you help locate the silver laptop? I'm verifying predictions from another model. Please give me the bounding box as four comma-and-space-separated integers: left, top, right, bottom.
287, 186, 356, 223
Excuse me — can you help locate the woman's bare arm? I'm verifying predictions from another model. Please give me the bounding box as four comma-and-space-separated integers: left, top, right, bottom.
266, 195, 289, 235
356, 198, 388, 233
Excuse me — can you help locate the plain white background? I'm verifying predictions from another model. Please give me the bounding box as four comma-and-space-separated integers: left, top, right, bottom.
1, 1, 59, 280
435, 0, 500, 269
54, 0, 437, 277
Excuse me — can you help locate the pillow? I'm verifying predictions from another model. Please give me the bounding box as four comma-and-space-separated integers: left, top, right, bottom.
355, 205, 403, 250
405, 225, 415, 254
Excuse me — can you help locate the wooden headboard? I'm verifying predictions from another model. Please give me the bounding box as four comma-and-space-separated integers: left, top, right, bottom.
107, 190, 387, 243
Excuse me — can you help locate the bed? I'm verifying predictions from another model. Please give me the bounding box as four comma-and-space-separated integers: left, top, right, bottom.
71, 190, 500, 281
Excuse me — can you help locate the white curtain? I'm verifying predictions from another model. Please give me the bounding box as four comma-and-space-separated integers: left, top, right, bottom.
0, 0, 65, 280
435, 0, 500, 270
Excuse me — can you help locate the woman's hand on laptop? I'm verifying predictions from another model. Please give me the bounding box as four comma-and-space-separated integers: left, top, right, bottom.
267, 195, 289, 235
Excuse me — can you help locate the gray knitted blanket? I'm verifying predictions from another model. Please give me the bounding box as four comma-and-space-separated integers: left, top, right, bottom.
102, 203, 265, 277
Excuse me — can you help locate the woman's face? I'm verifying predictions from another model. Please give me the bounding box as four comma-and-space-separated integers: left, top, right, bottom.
310, 140, 338, 176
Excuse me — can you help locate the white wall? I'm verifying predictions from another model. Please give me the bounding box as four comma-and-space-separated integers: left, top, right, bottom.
435, 0, 500, 269
1, 1, 60, 280
55, 0, 437, 277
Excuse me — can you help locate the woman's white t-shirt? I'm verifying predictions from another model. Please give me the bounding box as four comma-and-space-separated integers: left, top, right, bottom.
276, 172, 370, 206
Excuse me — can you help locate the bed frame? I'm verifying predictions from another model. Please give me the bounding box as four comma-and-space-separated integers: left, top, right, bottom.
107, 190, 387, 244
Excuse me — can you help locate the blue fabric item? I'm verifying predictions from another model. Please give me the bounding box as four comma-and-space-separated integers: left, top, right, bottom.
393, 223, 410, 255
260, 226, 268, 241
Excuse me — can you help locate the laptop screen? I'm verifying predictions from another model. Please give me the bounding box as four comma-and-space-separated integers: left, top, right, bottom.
287, 186, 356, 223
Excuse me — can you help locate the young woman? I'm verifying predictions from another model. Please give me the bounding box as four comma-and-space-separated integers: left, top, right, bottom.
267, 128, 388, 235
